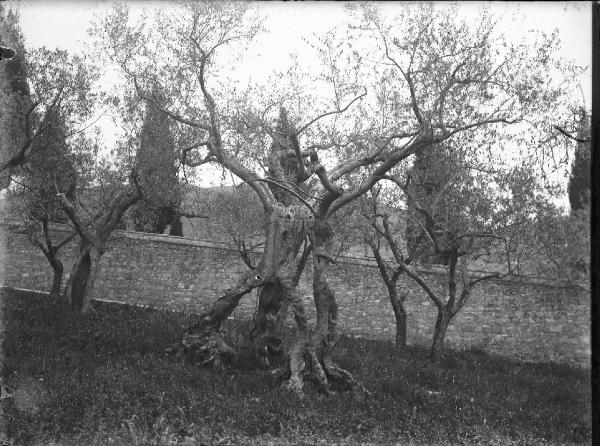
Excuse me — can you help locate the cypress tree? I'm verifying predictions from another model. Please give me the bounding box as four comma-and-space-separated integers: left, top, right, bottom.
0, 6, 31, 187
405, 144, 461, 265
131, 86, 182, 235
567, 108, 590, 214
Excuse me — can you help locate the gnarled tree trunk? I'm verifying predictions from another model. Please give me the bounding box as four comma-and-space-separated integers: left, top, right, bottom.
281, 219, 358, 395
177, 203, 311, 368
250, 280, 286, 366
65, 242, 103, 313
250, 236, 313, 367
179, 267, 265, 368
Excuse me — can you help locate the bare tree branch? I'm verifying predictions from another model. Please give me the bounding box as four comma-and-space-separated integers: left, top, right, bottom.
379, 28, 423, 125
98, 170, 144, 238
554, 125, 590, 143
329, 137, 428, 215
441, 117, 517, 138
64, 110, 109, 139
54, 230, 77, 252
233, 237, 256, 270
469, 273, 501, 288
293, 241, 313, 285
401, 262, 445, 309
296, 89, 367, 136
133, 76, 211, 131
57, 191, 93, 244
367, 238, 394, 289
244, 178, 316, 216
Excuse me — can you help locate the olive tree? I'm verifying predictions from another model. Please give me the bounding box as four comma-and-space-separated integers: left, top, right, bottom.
0, 9, 98, 185
357, 186, 413, 353
7, 46, 140, 314
512, 200, 590, 293
1, 16, 103, 304
95, 2, 573, 393
6, 106, 78, 302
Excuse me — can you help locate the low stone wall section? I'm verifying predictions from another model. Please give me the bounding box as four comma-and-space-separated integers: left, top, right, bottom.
0, 222, 589, 366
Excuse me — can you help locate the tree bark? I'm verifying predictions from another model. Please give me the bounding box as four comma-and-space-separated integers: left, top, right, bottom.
66, 242, 103, 313
430, 308, 451, 361
248, 204, 311, 367
283, 219, 358, 395
250, 280, 285, 366
49, 260, 64, 303
394, 307, 408, 353
367, 238, 409, 354
250, 243, 312, 366
387, 285, 408, 353
178, 267, 264, 367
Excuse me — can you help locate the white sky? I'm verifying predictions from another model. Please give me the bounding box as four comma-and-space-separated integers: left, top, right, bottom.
3, 1, 593, 192
10, 1, 592, 98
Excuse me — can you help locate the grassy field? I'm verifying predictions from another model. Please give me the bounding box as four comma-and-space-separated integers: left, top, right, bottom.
0, 288, 591, 445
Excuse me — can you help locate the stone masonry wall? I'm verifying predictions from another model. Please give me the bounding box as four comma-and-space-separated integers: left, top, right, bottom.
0, 222, 590, 366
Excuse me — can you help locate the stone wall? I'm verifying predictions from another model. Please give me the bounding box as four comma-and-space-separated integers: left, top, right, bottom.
0, 222, 589, 366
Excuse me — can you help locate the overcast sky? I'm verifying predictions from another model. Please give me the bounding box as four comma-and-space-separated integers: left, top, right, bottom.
11, 1, 592, 101
3, 1, 593, 193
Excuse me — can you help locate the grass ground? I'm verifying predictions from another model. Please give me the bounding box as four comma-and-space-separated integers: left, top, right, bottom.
0, 288, 591, 445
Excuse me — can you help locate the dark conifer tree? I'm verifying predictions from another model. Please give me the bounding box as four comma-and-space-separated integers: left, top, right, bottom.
567, 109, 590, 214
0, 6, 31, 187
131, 86, 183, 235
